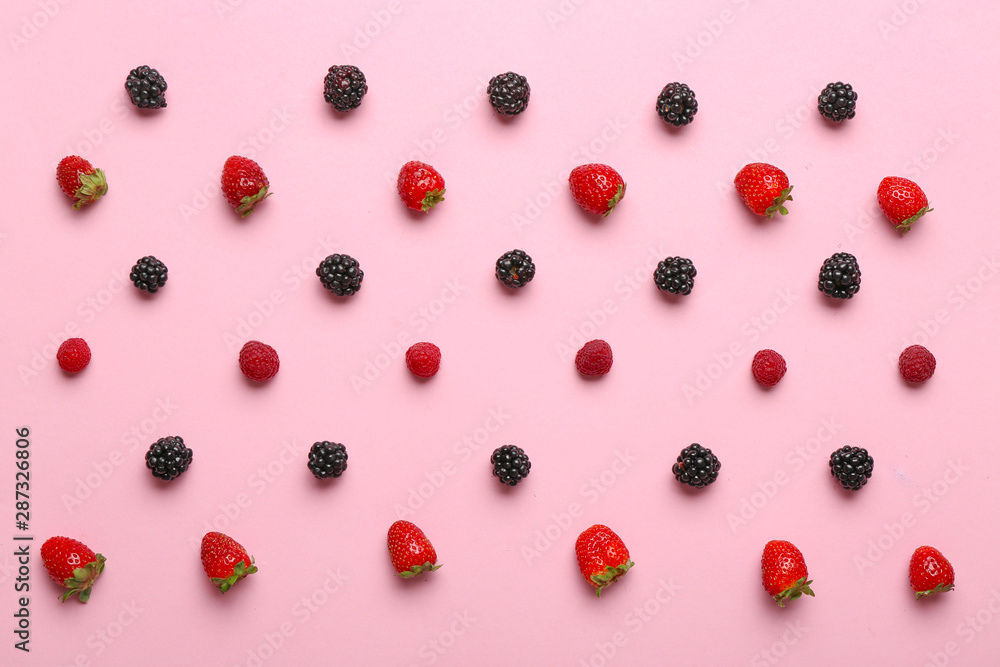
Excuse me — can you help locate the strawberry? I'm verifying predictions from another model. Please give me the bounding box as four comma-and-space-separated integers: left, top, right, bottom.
221, 156, 272, 218
397, 161, 446, 212
761, 539, 814, 607
569, 163, 626, 216
877, 176, 932, 233
387, 520, 441, 577
734, 163, 793, 218
909, 546, 955, 599
40, 536, 105, 602
56, 156, 107, 210
575, 524, 633, 597
201, 532, 257, 593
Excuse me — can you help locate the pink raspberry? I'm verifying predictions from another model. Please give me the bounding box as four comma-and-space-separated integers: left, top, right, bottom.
575, 339, 613, 376
752, 349, 786, 387
57, 338, 91, 373
239, 340, 279, 382
405, 342, 441, 378
899, 345, 935, 383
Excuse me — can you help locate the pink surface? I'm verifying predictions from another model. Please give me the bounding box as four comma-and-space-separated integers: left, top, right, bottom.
3, 0, 1000, 665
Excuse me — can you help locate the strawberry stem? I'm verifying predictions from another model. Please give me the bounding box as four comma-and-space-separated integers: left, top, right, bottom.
237, 185, 272, 218
764, 186, 793, 219
591, 559, 634, 597
420, 189, 446, 212
895, 206, 932, 233
73, 169, 108, 210
772, 575, 814, 607
603, 182, 626, 217
211, 558, 258, 593
915, 581, 954, 599
60, 553, 105, 603
398, 561, 442, 578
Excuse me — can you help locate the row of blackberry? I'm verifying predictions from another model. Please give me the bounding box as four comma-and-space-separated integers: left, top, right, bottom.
123, 65, 855, 125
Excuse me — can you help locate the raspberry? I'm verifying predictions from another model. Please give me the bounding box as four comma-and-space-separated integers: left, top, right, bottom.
239, 341, 279, 382
575, 340, 613, 376
899, 345, 936, 383
752, 349, 787, 387
406, 342, 441, 378
57, 338, 91, 373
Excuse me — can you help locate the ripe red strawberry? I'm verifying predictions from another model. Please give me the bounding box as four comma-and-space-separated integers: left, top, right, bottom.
201, 532, 257, 593
575, 524, 633, 597
56, 156, 107, 210
397, 161, 446, 212
221, 156, 272, 218
877, 176, 932, 233
387, 520, 441, 577
41, 536, 105, 602
569, 164, 626, 216
761, 539, 814, 607
734, 163, 793, 218
909, 546, 955, 599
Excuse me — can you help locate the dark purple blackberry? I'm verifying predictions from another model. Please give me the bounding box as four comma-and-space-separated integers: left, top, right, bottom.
495, 249, 535, 288
818, 82, 857, 122
130, 255, 168, 293
308, 441, 348, 479
829, 445, 873, 490
324, 65, 368, 112
488, 72, 530, 116
124, 66, 168, 109
672, 443, 720, 488
491, 445, 531, 486
656, 82, 698, 127
145, 436, 192, 481
654, 257, 697, 295
317, 254, 363, 296
818, 252, 861, 299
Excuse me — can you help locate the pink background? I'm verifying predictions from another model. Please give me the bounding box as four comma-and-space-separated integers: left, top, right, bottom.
3, 0, 1000, 665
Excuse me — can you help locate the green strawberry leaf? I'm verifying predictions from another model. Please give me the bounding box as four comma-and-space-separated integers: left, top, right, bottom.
764, 186, 794, 219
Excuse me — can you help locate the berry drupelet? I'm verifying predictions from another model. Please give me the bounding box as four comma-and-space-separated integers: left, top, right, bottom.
491, 445, 531, 486
656, 82, 698, 126
317, 254, 363, 296
124, 65, 168, 109
829, 446, 874, 491
308, 441, 348, 479
324, 65, 368, 112
145, 436, 193, 481
672, 443, 721, 488
654, 257, 697, 295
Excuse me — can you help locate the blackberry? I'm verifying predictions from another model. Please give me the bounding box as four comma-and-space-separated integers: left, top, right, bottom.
654, 257, 696, 295
495, 249, 535, 288
308, 441, 348, 479
145, 436, 192, 481
487, 72, 530, 116
130, 255, 168, 293
491, 445, 531, 486
818, 252, 861, 299
124, 65, 168, 109
829, 445, 874, 491
818, 82, 857, 122
672, 443, 720, 488
324, 65, 368, 112
656, 82, 698, 127
317, 254, 363, 296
